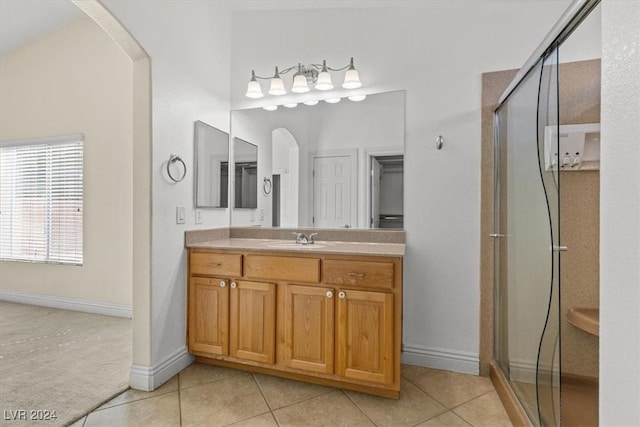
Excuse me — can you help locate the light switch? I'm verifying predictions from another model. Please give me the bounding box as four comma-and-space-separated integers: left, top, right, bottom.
176, 206, 186, 224
195, 209, 203, 224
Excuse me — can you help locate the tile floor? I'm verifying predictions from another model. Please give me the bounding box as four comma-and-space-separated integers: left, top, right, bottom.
70, 363, 513, 427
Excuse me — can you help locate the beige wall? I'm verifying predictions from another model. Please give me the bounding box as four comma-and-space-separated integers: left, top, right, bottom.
0, 17, 133, 307
559, 59, 600, 378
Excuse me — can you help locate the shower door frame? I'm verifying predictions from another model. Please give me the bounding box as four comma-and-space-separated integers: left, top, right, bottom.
489, 0, 601, 425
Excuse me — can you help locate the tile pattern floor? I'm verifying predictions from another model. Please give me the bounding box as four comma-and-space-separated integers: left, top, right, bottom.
70, 363, 513, 427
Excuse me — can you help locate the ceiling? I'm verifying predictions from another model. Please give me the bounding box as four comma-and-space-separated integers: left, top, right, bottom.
0, 0, 409, 57
0, 0, 84, 56
0, 0, 546, 57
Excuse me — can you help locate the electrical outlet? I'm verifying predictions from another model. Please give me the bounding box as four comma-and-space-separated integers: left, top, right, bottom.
176, 206, 186, 224
195, 209, 203, 224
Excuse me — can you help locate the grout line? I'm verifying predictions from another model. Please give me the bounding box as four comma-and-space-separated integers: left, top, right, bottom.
449, 388, 496, 412
267, 387, 336, 412
222, 411, 272, 426
251, 372, 274, 412
340, 389, 379, 427
272, 410, 281, 427
401, 375, 451, 410
93, 387, 177, 411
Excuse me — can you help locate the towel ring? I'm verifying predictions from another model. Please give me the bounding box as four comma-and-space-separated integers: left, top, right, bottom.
263, 177, 272, 195
167, 154, 186, 183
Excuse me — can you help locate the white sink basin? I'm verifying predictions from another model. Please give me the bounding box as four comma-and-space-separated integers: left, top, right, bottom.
268, 243, 326, 249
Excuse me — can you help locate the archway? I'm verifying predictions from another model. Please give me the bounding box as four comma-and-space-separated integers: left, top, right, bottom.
271, 128, 299, 228
71, 0, 153, 388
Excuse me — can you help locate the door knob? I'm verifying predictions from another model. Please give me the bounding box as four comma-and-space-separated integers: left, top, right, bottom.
231, 282, 237, 289
338, 291, 346, 299
219, 281, 226, 288
326, 291, 333, 298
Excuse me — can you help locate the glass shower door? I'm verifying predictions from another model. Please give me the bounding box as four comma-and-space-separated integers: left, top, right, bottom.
494, 48, 561, 426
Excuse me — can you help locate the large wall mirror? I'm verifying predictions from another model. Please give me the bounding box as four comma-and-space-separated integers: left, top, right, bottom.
194, 121, 229, 208
230, 90, 405, 229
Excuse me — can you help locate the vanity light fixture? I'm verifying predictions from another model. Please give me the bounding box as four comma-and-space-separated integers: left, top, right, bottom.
324, 97, 341, 104
283, 103, 298, 108
262, 105, 278, 111
245, 57, 362, 99
303, 99, 319, 106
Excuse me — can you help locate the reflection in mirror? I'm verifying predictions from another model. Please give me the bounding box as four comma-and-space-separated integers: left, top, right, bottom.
233, 138, 258, 209
195, 121, 229, 208
230, 90, 405, 229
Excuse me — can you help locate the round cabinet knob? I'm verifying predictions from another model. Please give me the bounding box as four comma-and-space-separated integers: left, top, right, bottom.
219, 281, 226, 288
326, 291, 333, 298
230, 282, 237, 289
338, 291, 346, 299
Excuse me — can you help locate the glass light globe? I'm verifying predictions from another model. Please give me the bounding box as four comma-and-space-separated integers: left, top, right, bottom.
269, 77, 286, 96
315, 70, 333, 91
291, 74, 310, 93
348, 94, 367, 102
245, 79, 263, 99
342, 68, 361, 89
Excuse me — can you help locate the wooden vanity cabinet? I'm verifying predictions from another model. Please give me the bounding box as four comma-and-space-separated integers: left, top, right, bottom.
188, 277, 229, 356
281, 284, 335, 374
229, 280, 276, 364
337, 289, 394, 385
187, 248, 403, 399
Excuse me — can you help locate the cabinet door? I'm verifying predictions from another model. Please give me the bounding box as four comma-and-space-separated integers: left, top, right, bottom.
230, 280, 276, 364
337, 289, 394, 385
283, 284, 335, 374
188, 277, 229, 356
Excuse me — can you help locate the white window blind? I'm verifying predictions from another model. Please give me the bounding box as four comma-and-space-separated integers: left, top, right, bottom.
0, 135, 83, 265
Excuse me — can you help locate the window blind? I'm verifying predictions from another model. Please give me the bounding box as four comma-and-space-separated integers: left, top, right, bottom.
0, 135, 83, 265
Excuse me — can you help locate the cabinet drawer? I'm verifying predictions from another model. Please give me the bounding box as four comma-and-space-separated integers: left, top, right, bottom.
191, 252, 242, 277
244, 255, 320, 283
323, 259, 394, 289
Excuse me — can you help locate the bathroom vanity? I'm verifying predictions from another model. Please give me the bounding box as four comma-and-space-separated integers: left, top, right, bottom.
185, 232, 404, 398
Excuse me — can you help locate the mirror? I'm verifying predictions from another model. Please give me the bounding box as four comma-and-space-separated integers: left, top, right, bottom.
195, 121, 230, 208
233, 138, 258, 209
230, 91, 405, 229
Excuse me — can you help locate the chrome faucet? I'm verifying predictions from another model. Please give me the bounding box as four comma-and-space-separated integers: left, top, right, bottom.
292, 232, 318, 245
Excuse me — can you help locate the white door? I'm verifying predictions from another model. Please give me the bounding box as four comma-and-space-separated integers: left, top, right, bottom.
313, 156, 352, 228
370, 157, 381, 228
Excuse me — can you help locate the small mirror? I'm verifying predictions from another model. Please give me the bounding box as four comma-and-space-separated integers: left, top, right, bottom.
233, 138, 258, 209
195, 121, 229, 208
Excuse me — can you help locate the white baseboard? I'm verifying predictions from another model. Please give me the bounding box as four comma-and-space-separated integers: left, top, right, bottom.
402, 344, 479, 375
130, 345, 193, 391
508, 358, 558, 385
0, 289, 132, 318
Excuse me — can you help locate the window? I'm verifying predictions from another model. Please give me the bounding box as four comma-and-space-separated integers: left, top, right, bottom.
0, 135, 83, 265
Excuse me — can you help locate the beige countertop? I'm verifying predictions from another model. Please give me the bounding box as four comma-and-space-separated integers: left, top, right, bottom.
187, 238, 405, 257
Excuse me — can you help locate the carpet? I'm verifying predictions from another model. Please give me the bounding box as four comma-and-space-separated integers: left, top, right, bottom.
0, 301, 131, 426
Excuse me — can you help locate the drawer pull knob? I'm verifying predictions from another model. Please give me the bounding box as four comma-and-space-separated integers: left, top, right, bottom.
230, 282, 237, 289
326, 291, 333, 298
219, 281, 226, 288
348, 272, 365, 278
208, 262, 222, 268
338, 291, 346, 299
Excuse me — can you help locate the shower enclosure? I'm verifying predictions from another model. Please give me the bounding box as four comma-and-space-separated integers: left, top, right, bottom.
491, 0, 600, 425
